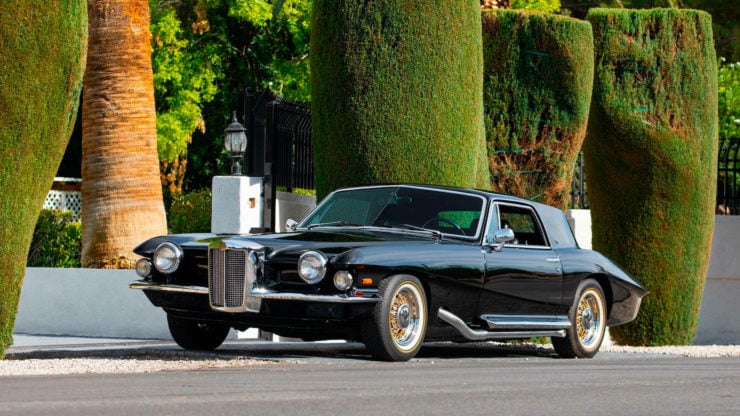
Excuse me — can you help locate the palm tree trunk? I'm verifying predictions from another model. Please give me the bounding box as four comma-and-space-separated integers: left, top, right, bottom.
82, 0, 167, 268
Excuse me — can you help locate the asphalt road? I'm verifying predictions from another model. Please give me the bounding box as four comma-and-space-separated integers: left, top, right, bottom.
1, 342, 739, 416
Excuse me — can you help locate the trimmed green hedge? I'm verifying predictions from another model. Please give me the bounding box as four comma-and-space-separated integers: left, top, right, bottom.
584, 8, 718, 345
0, 0, 87, 357
311, 0, 488, 199
482, 10, 594, 209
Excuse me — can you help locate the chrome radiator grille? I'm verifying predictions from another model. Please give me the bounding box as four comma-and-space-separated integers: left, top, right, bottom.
209, 248, 254, 312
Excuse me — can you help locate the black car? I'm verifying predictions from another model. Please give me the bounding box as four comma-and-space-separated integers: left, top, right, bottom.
131, 184, 646, 361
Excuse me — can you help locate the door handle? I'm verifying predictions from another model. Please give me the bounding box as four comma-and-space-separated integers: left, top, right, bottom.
546, 257, 560, 262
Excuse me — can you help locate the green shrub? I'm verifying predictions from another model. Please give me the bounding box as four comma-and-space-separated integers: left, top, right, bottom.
482, 10, 594, 209
167, 189, 212, 233
276, 186, 316, 197
584, 8, 718, 345
311, 0, 489, 199
27, 210, 81, 268
718, 58, 739, 141
511, 0, 561, 14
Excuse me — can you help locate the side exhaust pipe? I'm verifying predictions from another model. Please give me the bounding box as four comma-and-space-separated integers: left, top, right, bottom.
437, 308, 566, 341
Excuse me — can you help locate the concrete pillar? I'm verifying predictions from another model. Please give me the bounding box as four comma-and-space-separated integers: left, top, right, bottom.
211, 176, 263, 234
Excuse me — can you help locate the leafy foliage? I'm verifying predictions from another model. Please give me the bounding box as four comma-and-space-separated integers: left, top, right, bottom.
511, 0, 561, 14
27, 210, 82, 268
718, 58, 739, 140
585, 8, 718, 345
167, 189, 213, 233
149, 0, 311, 193
151, 4, 219, 164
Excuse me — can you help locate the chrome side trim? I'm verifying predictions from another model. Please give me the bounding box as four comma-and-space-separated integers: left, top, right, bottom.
129, 281, 208, 295
480, 314, 571, 330
129, 281, 380, 304
438, 308, 566, 341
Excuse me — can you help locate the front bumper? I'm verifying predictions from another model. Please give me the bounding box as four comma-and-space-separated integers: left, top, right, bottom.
130, 280, 378, 338
129, 281, 380, 304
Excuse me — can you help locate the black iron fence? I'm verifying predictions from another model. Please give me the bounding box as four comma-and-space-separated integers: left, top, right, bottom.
266, 96, 313, 191
256, 92, 738, 215
569, 151, 588, 209
718, 137, 740, 215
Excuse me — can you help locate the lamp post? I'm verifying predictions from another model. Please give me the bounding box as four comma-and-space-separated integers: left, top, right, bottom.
224, 111, 247, 175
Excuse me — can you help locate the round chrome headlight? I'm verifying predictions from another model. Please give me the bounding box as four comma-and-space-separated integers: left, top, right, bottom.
333, 271, 354, 291
135, 258, 152, 277
153, 242, 183, 274
298, 251, 328, 284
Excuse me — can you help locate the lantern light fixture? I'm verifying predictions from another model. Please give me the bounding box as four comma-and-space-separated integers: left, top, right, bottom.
224, 111, 247, 175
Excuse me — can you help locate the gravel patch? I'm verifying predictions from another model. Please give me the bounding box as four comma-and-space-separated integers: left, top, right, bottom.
0, 349, 282, 377
0, 357, 272, 376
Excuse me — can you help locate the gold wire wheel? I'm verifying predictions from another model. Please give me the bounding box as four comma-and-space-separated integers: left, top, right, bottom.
387, 282, 425, 351
364, 275, 428, 361
575, 288, 604, 350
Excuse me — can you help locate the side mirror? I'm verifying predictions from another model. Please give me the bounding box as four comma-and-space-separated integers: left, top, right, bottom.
492, 228, 515, 252
285, 219, 298, 232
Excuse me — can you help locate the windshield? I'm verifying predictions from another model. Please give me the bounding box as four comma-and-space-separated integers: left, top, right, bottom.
298, 186, 486, 239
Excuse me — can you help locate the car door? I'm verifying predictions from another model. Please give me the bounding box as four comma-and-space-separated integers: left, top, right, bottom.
478, 201, 563, 316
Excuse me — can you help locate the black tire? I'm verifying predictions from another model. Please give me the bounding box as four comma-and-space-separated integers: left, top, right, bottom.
552, 279, 607, 359
362, 275, 427, 361
167, 314, 230, 351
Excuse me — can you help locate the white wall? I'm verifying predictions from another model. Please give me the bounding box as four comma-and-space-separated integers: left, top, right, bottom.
566, 209, 592, 249
695, 216, 740, 344
15, 268, 171, 339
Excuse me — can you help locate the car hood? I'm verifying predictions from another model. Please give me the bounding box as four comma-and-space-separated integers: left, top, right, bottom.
218, 228, 445, 257
135, 228, 451, 259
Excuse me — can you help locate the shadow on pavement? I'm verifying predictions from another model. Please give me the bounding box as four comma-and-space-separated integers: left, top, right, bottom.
5, 340, 559, 363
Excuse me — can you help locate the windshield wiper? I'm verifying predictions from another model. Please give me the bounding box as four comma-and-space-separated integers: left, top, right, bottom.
307, 221, 360, 229
400, 224, 442, 239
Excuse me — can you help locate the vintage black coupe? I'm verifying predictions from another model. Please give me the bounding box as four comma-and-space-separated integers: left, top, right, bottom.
131, 184, 646, 361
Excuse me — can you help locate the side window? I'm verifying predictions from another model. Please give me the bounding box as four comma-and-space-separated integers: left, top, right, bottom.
498, 204, 547, 247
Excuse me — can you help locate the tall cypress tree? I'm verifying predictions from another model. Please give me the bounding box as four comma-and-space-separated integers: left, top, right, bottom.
482, 10, 594, 209
585, 8, 718, 345
311, 0, 488, 199
0, 0, 87, 357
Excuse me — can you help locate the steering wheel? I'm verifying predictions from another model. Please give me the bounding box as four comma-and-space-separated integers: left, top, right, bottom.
421, 217, 466, 236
